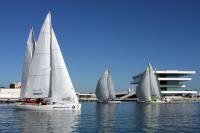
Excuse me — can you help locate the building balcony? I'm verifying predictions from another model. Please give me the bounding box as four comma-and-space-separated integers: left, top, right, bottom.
158, 77, 192, 81
160, 84, 186, 88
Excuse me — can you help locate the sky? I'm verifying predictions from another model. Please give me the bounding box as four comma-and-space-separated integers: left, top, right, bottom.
0, 0, 200, 92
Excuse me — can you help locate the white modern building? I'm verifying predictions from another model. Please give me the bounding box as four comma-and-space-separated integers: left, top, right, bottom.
0, 88, 20, 100
132, 70, 197, 96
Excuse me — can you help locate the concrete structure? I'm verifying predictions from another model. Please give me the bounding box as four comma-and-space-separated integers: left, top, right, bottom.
0, 88, 20, 101
132, 70, 197, 95
78, 90, 137, 101
79, 93, 97, 101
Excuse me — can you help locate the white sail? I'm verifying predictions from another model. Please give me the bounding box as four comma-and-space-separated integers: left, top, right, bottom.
149, 63, 161, 99
25, 13, 51, 98
51, 28, 78, 104
16, 12, 81, 110
95, 69, 116, 101
20, 28, 36, 98
107, 70, 116, 99
95, 69, 109, 101
136, 63, 162, 102
136, 67, 151, 102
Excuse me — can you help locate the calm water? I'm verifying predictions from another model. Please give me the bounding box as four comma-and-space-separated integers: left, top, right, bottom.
0, 102, 200, 133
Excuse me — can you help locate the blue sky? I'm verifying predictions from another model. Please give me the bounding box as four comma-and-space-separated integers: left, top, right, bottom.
0, 0, 200, 92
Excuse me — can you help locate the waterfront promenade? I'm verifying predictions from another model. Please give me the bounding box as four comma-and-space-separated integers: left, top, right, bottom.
0, 88, 200, 103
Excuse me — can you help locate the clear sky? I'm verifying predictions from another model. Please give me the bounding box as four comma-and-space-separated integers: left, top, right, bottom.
0, 0, 200, 92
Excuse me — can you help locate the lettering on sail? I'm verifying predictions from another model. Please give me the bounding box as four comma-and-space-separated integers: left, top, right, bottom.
33, 89, 43, 95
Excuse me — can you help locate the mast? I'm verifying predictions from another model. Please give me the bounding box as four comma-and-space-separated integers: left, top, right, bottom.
49, 11, 52, 98
30, 26, 36, 57
106, 68, 110, 99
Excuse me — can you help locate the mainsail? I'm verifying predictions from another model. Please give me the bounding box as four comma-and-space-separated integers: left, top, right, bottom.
23, 12, 78, 103
95, 68, 116, 101
96, 69, 109, 101
136, 67, 151, 102
20, 28, 36, 98
25, 13, 51, 98
136, 63, 162, 102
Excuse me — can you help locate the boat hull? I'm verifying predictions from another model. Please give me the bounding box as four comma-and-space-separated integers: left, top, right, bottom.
15, 103, 81, 111
150, 101, 166, 104
108, 100, 122, 104
137, 99, 167, 104
97, 100, 122, 104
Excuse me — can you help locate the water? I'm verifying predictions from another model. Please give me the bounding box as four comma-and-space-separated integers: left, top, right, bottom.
0, 102, 200, 133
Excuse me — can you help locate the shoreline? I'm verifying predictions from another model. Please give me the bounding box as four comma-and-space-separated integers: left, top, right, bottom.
1, 97, 200, 104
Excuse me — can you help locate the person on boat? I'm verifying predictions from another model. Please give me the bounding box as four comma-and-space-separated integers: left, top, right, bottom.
41, 99, 47, 105
36, 98, 43, 106
24, 99, 37, 105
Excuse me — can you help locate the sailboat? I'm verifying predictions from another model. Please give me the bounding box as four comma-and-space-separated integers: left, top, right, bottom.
95, 68, 120, 103
15, 12, 81, 110
136, 63, 166, 103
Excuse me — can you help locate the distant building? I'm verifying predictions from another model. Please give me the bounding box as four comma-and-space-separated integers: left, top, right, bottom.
0, 88, 20, 100
10, 82, 21, 89
78, 91, 136, 101
79, 93, 97, 101
132, 70, 197, 96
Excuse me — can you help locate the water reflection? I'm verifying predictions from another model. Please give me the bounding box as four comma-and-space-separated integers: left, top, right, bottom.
17, 110, 80, 133
136, 103, 161, 132
96, 103, 116, 133
1, 103, 200, 132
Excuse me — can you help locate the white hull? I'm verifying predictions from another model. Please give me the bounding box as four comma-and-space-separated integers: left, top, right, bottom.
137, 99, 167, 104
150, 100, 166, 104
108, 100, 122, 104
15, 103, 81, 111
97, 100, 122, 104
